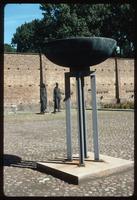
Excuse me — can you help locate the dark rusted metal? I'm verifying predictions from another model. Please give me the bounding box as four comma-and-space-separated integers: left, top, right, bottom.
44, 37, 117, 72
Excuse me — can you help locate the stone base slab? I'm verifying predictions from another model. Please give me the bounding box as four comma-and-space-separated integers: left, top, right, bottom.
36, 152, 134, 184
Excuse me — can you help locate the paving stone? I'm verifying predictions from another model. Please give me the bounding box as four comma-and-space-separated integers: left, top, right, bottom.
4, 110, 134, 196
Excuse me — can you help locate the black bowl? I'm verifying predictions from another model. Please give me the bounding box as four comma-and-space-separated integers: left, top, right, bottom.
44, 37, 117, 71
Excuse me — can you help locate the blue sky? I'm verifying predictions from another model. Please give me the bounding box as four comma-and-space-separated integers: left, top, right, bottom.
4, 3, 43, 44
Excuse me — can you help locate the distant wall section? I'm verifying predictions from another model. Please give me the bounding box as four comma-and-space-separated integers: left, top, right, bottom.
4, 53, 134, 112
4, 53, 40, 112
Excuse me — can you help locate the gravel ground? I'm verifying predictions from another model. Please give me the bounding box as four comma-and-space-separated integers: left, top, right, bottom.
3, 109, 134, 197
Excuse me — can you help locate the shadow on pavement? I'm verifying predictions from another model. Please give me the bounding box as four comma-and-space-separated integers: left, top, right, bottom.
3, 154, 37, 169
3, 154, 22, 166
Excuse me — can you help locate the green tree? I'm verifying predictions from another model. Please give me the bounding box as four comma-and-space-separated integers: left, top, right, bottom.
11, 3, 135, 57
4, 43, 16, 52
100, 4, 135, 57
12, 19, 41, 52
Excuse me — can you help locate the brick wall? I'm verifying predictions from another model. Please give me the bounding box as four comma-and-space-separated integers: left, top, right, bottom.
4, 53, 134, 112
117, 58, 134, 102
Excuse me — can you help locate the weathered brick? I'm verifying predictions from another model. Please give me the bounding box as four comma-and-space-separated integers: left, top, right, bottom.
4, 53, 134, 111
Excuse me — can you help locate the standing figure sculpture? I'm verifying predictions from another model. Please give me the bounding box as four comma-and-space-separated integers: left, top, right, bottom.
53, 82, 62, 113
40, 83, 47, 114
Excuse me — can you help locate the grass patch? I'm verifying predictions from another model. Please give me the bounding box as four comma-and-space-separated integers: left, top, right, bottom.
101, 101, 134, 109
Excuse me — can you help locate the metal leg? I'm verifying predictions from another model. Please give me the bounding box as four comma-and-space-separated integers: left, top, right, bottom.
90, 74, 99, 160
65, 73, 72, 161
81, 77, 88, 158
76, 76, 85, 166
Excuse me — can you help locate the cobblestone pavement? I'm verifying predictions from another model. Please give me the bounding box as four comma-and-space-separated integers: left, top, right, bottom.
3, 110, 134, 197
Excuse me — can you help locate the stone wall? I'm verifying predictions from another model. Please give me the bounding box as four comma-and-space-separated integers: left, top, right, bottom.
4, 53, 134, 112
116, 58, 134, 102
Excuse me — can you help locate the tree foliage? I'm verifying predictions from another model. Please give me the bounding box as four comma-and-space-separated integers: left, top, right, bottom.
11, 3, 135, 57
4, 43, 16, 52
11, 19, 41, 52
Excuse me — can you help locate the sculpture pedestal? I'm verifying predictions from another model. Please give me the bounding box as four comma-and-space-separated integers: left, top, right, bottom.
65, 71, 99, 166
37, 152, 134, 185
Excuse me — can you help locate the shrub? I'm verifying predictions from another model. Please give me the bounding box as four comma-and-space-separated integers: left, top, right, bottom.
102, 101, 134, 109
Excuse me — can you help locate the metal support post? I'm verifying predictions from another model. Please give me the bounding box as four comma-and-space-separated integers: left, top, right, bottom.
65, 73, 72, 161
81, 77, 88, 158
76, 76, 85, 166
90, 73, 99, 160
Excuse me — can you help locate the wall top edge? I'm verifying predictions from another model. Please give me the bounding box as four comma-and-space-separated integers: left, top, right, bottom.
4, 52, 40, 55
